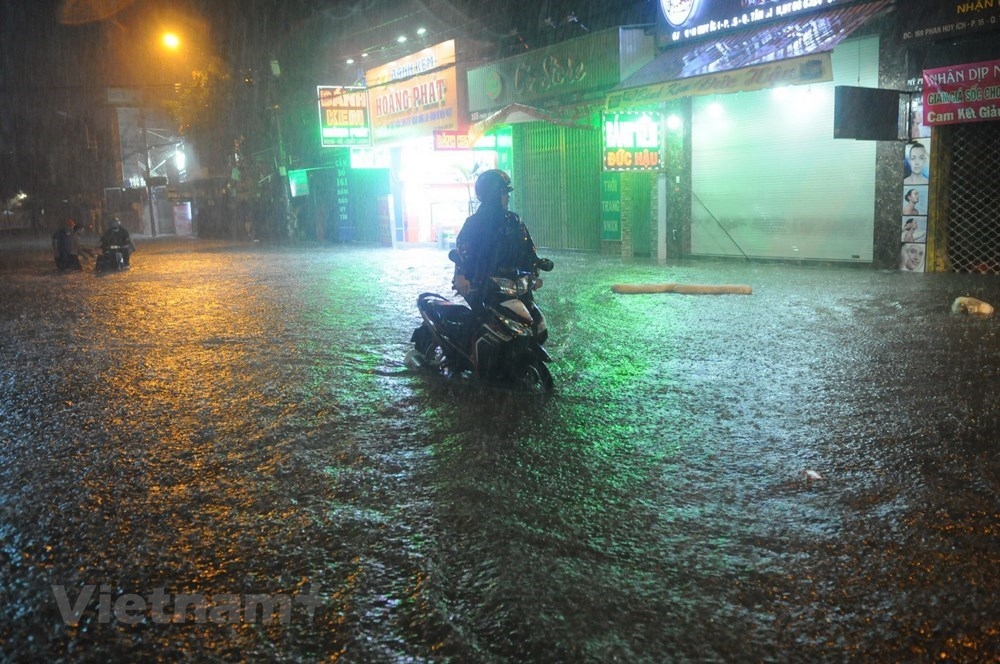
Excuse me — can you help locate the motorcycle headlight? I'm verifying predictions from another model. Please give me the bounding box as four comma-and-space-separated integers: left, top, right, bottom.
491, 276, 532, 297
496, 311, 532, 336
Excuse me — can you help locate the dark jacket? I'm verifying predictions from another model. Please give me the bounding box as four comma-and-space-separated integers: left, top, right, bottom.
100, 225, 132, 250
455, 202, 538, 295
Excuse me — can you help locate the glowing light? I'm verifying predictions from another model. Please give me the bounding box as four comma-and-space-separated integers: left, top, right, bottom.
346, 58, 355, 64
175, 148, 185, 171
162, 32, 180, 50
666, 114, 683, 131
417, 27, 427, 36
396, 35, 407, 43
707, 101, 725, 118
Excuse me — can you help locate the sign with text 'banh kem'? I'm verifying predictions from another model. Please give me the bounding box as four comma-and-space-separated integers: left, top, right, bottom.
318, 86, 372, 147
603, 112, 662, 171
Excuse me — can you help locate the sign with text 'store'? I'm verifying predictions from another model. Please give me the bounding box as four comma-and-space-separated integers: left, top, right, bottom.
923, 59, 1000, 126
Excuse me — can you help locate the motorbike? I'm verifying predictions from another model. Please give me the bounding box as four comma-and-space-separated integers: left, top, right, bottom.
95, 244, 129, 273
406, 250, 555, 393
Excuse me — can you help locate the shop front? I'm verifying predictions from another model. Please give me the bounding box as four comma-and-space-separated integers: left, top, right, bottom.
896, 3, 1000, 273
606, 0, 895, 263
360, 39, 488, 246
466, 27, 656, 254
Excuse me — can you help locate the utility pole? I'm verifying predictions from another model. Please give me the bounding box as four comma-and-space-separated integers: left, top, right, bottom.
139, 106, 158, 237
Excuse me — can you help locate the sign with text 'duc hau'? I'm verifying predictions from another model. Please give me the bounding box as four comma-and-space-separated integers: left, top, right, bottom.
602, 112, 662, 171
318, 86, 372, 148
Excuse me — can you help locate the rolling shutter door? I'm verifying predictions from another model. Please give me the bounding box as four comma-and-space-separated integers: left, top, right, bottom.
690, 35, 880, 261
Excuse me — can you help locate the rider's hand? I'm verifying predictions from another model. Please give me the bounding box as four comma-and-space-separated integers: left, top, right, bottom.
453, 274, 472, 297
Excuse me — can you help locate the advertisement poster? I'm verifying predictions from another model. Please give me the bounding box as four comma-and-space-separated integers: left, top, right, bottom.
900, 136, 931, 273
923, 59, 1000, 126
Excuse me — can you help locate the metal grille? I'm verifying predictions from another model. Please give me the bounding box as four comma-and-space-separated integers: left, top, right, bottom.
947, 122, 1000, 273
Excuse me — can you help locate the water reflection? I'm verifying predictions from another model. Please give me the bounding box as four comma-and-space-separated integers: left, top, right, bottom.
0, 240, 998, 660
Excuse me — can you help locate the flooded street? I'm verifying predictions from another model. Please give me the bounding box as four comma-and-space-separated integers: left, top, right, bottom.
1, 237, 998, 662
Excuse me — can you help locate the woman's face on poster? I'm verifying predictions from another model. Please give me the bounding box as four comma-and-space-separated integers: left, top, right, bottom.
906, 190, 920, 204
903, 244, 925, 270
908, 146, 928, 175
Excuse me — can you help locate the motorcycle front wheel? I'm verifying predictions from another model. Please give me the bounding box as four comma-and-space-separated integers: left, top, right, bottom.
515, 357, 553, 394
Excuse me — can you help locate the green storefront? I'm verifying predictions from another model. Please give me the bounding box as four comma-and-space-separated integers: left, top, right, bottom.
465, 27, 655, 255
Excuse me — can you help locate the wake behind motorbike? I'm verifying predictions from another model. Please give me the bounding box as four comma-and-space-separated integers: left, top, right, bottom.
406, 251, 555, 393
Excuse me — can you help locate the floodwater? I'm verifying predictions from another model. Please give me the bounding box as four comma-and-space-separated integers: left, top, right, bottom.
1, 237, 998, 662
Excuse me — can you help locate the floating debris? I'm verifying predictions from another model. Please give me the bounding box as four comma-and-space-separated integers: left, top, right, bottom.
951, 296, 994, 317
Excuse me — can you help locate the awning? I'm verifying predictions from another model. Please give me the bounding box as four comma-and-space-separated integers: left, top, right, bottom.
467, 103, 592, 143
606, 0, 894, 110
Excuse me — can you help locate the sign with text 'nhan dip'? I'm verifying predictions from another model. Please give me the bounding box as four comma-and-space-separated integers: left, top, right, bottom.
318, 86, 372, 148
603, 112, 662, 171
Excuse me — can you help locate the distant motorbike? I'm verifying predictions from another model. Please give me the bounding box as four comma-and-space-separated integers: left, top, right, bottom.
406, 250, 555, 393
95, 244, 129, 273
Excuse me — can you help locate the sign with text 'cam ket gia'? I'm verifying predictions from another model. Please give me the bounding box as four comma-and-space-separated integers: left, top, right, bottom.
923, 59, 1000, 126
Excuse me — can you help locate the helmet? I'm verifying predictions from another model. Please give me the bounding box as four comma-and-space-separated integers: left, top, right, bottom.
474, 169, 513, 204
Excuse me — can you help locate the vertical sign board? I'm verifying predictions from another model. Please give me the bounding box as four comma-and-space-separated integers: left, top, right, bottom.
334, 151, 351, 241
600, 172, 622, 241
603, 112, 662, 171
318, 86, 372, 148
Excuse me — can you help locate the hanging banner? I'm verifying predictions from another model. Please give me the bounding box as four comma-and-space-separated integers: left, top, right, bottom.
923, 59, 1000, 126
607, 52, 831, 110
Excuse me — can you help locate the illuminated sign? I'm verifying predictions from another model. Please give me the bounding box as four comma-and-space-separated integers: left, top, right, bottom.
603, 112, 662, 171
660, 0, 854, 43
366, 40, 461, 143
923, 59, 1000, 126
433, 130, 472, 150
350, 146, 392, 169
318, 86, 371, 148
288, 169, 310, 197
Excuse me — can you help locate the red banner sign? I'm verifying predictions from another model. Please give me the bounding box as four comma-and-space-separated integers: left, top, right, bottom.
923, 59, 1000, 126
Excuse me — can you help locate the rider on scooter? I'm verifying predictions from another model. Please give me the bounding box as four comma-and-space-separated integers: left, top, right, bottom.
452, 169, 542, 311
100, 216, 135, 266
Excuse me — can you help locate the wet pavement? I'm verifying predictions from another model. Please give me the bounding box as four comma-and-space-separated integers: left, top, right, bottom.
1, 235, 998, 662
